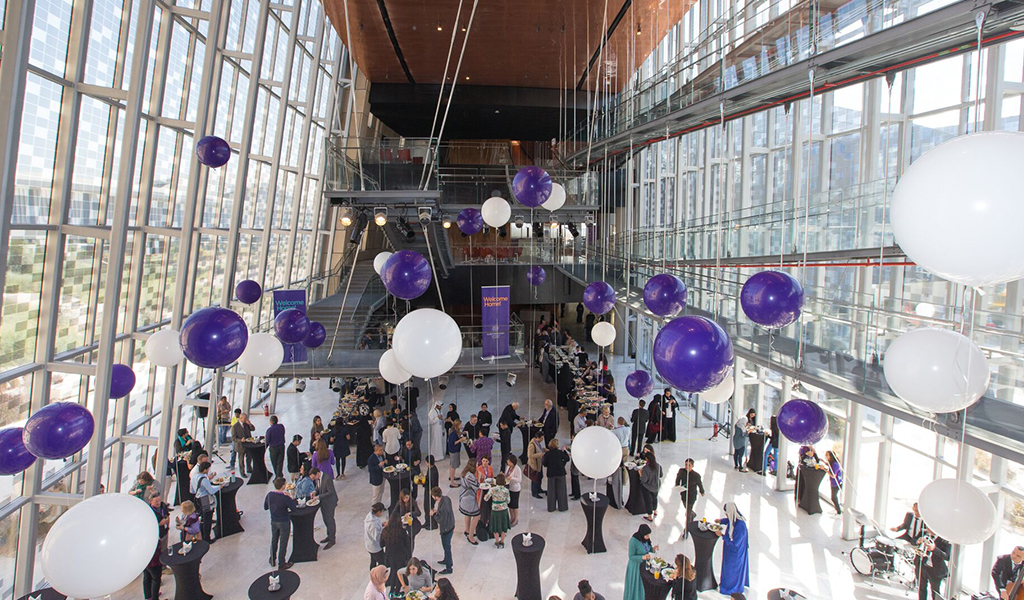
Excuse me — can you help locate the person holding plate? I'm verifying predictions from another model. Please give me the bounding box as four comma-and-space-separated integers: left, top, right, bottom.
668, 554, 697, 600
623, 524, 657, 600
715, 503, 750, 595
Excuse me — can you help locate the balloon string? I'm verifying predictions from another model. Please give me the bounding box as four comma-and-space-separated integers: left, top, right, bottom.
795, 68, 815, 371
422, 222, 446, 314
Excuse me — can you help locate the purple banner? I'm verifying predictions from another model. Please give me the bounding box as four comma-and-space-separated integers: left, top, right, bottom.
481, 285, 510, 359
272, 289, 308, 363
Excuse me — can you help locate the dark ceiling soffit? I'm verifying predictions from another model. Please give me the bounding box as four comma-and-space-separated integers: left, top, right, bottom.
576, 0, 633, 91
375, 0, 415, 84
369, 83, 598, 109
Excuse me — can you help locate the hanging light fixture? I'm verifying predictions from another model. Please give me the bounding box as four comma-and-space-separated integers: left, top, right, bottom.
374, 207, 388, 227
441, 214, 452, 229
340, 207, 353, 227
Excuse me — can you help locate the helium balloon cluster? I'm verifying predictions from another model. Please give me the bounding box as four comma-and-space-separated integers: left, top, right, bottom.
381, 250, 432, 300
625, 370, 654, 398
382, 308, 463, 381
653, 316, 733, 393
740, 270, 804, 328
643, 274, 687, 317
0, 401, 98, 474
777, 399, 828, 445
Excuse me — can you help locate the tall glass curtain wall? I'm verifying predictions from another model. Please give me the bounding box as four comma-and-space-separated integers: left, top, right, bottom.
618, 32, 1024, 596
0, 0, 353, 596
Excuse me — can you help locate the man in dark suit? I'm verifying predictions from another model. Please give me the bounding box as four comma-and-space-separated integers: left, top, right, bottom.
498, 402, 521, 466
310, 467, 338, 549
539, 399, 558, 445
630, 400, 649, 455
993, 546, 1024, 599
915, 528, 950, 600
892, 502, 926, 543
477, 403, 493, 437
463, 414, 480, 459
675, 458, 705, 537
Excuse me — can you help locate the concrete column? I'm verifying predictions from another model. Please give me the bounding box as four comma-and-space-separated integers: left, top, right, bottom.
775, 375, 795, 492
841, 399, 865, 540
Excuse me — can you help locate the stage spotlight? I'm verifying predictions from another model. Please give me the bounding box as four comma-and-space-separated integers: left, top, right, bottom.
418, 206, 432, 224
499, 226, 507, 238
295, 379, 306, 393
473, 374, 484, 389
330, 377, 342, 392
438, 375, 449, 390
533, 223, 543, 238
348, 210, 368, 244
515, 215, 525, 228
396, 219, 416, 240
506, 373, 517, 387
374, 207, 388, 227
441, 214, 452, 229
585, 214, 595, 226
340, 207, 353, 227
566, 222, 580, 238
549, 218, 559, 230
258, 379, 270, 394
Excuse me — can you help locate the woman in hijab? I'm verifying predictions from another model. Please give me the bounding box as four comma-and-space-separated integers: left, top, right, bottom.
714, 503, 750, 595
646, 394, 663, 444
623, 524, 658, 600
354, 411, 373, 469
365, 565, 389, 600
330, 412, 351, 479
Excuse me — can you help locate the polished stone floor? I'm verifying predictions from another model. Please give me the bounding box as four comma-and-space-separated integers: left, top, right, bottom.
109, 343, 917, 600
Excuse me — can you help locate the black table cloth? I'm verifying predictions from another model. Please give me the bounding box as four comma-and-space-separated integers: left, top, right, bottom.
512, 533, 545, 600
248, 570, 300, 600
580, 492, 608, 553
17, 588, 66, 600
383, 469, 412, 508
243, 442, 270, 485
640, 564, 673, 600
517, 423, 543, 464
423, 484, 437, 531
624, 468, 647, 516
214, 477, 244, 538
747, 431, 767, 475
288, 505, 320, 563
686, 521, 719, 592
161, 541, 213, 600
174, 459, 193, 506
606, 478, 622, 509
796, 465, 826, 515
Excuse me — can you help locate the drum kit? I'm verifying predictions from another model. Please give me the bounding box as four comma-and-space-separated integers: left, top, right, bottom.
847, 510, 918, 590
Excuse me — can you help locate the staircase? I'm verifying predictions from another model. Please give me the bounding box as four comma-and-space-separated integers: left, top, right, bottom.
305, 261, 380, 350
382, 222, 451, 276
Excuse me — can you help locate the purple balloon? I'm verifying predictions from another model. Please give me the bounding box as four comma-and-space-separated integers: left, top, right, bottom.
643, 274, 688, 317
653, 316, 734, 393
583, 281, 616, 315
457, 208, 484, 235
275, 308, 311, 344
512, 166, 553, 208
740, 270, 805, 328
625, 370, 654, 398
527, 266, 547, 286
235, 279, 262, 304
196, 135, 231, 168
23, 402, 95, 460
180, 307, 249, 368
0, 427, 36, 475
302, 321, 327, 348
109, 363, 136, 399
777, 399, 829, 445
382, 250, 432, 300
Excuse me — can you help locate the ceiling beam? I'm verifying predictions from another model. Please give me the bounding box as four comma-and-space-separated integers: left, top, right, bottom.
374, 0, 415, 83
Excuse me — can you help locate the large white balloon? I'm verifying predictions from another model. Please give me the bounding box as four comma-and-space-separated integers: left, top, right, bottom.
237, 332, 285, 377
542, 183, 566, 211
373, 251, 393, 275
481, 197, 511, 228
890, 131, 1024, 287
145, 328, 183, 367
918, 478, 997, 545
591, 321, 616, 347
570, 426, 622, 479
392, 309, 462, 379
42, 493, 159, 598
883, 328, 990, 413
700, 369, 735, 405
379, 349, 411, 385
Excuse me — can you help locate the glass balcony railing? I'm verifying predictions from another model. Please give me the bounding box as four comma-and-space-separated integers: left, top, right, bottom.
324, 136, 439, 193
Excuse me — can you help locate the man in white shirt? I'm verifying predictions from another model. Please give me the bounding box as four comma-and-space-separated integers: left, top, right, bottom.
382, 421, 402, 459
613, 417, 631, 461
189, 453, 214, 494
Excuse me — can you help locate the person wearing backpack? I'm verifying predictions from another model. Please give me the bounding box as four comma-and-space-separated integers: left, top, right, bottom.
193, 461, 222, 543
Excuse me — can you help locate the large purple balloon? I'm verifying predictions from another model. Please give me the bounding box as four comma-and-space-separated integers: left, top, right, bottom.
196, 135, 231, 168
740, 270, 804, 329
23, 402, 95, 460
0, 427, 36, 475
235, 279, 262, 304
653, 316, 734, 393
456, 208, 483, 235
625, 370, 654, 398
302, 321, 327, 348
180, 307, 249, 368
777, 399, 828, 445
513, 166, 553, 208
275, 308, 311, 344
109, 363, 136, 399
644, 274, 688, 317
583, 281, 616, 315
527, 266, 547, 286
382, 250, 432, 300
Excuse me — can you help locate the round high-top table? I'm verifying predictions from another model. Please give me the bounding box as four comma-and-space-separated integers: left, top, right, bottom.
516, 423, 543, 464
216, 477, 245, 538
511, 533, 545, 600
16, 588, 66, 600
768, 588, 808, 600
243, 442, 271, 485
580, 492, 608, 553
795, 465, 826, 515
383, 468, 412, 508
747, 431, 767, 475
686, 521, 720, 592
640, 564, 673, 600
624, 467, 647, 515
248, 570, 300, 600
161, 541, 213, 600
288, 505, 320, 563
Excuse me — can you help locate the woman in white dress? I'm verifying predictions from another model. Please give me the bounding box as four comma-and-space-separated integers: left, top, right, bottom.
428, 401, 445, 460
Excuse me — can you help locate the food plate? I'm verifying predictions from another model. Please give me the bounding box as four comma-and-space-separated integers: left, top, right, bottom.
479, 483, 492, 490
383, 466, 396, 474
649, 557, 670, 570
307, 498, 320, 507
661, 567, 677, 580
406, 591, 427, 600
624, 462, 637, 469
395, 463, 409, 471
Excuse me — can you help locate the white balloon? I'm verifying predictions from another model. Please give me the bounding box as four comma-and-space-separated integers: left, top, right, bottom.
570, 426, 621, 479
915, 302, 936, 318
145, 329, 183, 367
41, 493, 159, 598
379, 349, 411, 385
373, 252, 393, 275
542, 183, 566, 211
237, 332, 284, 377
883, 328, 990, 413
700, 369, 735, 405
918, 478, 997, 545
591, 321, 616, 347
392, 309, 462, 379
481, 197, 511, 228
890, 131, 1024, 287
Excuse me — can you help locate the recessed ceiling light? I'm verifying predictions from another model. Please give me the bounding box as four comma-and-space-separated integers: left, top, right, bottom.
636, 23, 642, 35
437, 22, 443, 31
461, 26, 466, 32
465, 76, 470, 81
494, 109, 500, 114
